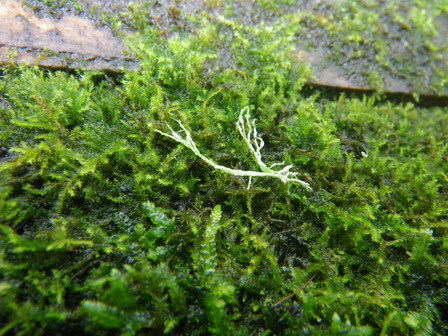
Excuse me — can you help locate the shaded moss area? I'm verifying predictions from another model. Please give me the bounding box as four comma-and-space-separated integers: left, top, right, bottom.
1, 4, 448, 336
285, 0, 447, 94
20, 0, 448, 95
259, 0, 448, 94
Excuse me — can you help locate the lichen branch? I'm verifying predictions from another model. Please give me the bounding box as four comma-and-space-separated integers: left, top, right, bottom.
155, 107, 312, 190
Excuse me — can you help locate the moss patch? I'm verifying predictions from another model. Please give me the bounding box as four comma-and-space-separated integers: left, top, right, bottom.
1, 3, 448, 335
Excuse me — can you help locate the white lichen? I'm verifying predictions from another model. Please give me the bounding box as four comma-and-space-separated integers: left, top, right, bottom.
155, 107, 311, 190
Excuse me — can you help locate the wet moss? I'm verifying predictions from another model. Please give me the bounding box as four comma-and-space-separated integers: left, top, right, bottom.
22, 0, 448, 95
1, 2, 448, 336
243, 0, 448, 95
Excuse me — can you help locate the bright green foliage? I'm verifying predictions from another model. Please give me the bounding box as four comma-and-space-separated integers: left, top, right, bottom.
192, 205, 236, 334
1, 3, 448, 336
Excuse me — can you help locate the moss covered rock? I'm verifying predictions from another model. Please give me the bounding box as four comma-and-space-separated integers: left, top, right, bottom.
1, 2, 447, 335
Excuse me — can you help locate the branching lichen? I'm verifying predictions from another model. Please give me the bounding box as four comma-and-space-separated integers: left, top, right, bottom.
155, 107, 312, 190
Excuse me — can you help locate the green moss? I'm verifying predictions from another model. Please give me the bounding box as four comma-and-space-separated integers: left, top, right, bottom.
23, 0, 84, 18
1, 3, 448, 336
227, 0, 448, 94
307, 0, 448, 93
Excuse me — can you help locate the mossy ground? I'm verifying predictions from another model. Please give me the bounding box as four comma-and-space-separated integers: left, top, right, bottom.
1, 2, 448, 335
